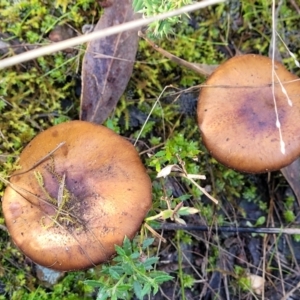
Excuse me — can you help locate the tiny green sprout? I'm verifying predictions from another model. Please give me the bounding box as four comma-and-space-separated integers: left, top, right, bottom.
284, 195, 296, 223
181, 273, 195, 289
254, 216, 266, 227
146, 197, 199, 225
284, 210, 296, 223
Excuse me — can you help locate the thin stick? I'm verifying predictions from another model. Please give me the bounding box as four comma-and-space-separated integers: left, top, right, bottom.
10, 142, 66, 177
134, 85, 172, 146
281, 280, 300, 300
144, 223, 167, 243
159, 223, 300, 235
185, 176, 218, 205
138, 31, 218, 77
57, 173, 66, 207
0, 0, 225, 69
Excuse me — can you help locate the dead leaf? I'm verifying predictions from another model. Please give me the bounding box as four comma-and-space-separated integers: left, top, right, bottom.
156, 164, 183, 178
80, 0, 140, 124
248, 274, 265, 295
281, 158, 300, 207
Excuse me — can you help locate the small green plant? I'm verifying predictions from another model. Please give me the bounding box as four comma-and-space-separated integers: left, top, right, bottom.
146, 195, 199, 225
85, 237, 173, 300
148, 133, 201, 172
234, 265, 251, 291
283, 195, 296, 223
133, 0, 194, 38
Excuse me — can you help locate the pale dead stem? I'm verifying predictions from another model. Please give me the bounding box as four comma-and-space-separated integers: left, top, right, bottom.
0, 0, 225, 69
10, 142, 66, 177
281, 281, 300, 300
138, 31, 219, 77
262, 1, 286, 297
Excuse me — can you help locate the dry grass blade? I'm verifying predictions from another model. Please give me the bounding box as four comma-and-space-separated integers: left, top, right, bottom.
159, 224, 300, 235
0, 0, 225, 69
138, 31, 219, 77
10, 142, 66, 178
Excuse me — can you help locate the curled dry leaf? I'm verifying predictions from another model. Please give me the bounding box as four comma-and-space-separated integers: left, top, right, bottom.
156, 164, 183, 178
248, 274, 265, 295
80, 0, 140, 124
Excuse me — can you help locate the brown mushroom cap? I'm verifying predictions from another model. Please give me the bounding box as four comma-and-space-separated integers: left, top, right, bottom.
2, 121, 152, 271
197, 54, 300, 173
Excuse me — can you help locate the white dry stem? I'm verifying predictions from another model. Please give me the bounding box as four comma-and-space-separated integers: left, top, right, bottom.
276, 31, 300, 68
57, 173, 66, 207
0, 0, 225, 69
271, 0, 286, 155
10, 142, 66, 177
186, 176, 218, 205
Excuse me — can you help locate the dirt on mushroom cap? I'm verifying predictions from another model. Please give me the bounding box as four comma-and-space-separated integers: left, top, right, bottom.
2, 120, 152, 271
197, 54, 300, 173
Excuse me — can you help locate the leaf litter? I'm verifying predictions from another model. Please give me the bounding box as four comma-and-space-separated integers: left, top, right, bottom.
80, 0, 140, 124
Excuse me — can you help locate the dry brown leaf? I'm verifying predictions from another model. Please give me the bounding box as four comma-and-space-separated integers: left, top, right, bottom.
281, 158, 300, 206
80, 0, 139, 124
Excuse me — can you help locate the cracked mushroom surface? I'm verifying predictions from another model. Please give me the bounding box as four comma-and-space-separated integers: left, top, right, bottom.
197, 54, 300, 173
2, 120, 152, 271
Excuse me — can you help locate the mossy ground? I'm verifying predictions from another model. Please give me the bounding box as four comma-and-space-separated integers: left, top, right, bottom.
0, 0, 300, 299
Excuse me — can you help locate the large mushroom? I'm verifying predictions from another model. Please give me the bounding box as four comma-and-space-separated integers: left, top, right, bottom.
2, 120, 152, 271
197, 54, 300, 173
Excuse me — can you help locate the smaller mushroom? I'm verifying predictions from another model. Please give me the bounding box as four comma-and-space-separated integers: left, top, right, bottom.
2, 120, 152, 271
197, 54, 300, 173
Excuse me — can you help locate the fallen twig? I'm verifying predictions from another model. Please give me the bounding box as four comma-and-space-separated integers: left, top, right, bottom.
158, 223, 300, 235
0, 0, 225, 69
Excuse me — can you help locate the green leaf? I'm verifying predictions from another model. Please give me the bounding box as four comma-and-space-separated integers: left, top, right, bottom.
293, 234, 300, 242
96, 290, 109, 300
154, 274, 174, 283
141, 282, 153, 296
177, 194, 191, 201
142, 238, 154, 249
130, 252, 140, 259
255, 216, 266, 227
178, 207, 199, 216
122, 236, 132, 254
117, 284, 132, 292
160, 209, 173, 219
84, 280, 102, 288
122, 263, 134, 275
109, 268, 121, 280
284, 210, 296, 223
133, 281, 142, 299
143, 257, 159, 269
115, 245, 126, 256
133, 0, 144, 12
